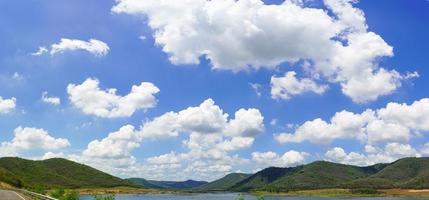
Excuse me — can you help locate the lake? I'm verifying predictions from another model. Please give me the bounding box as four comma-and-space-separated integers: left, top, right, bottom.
79, 193, 428, 200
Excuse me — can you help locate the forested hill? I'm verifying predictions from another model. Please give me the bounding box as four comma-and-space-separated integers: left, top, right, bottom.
203, 157, 429, 192
0, 157, 135, 189
1, 156, 428, 192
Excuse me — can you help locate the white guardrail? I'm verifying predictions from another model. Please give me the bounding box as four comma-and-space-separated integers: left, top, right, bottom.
15, 189, 58, 200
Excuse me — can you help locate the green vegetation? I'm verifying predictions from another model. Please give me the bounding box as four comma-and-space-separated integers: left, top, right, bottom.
346, 157, 429, 189
350, 188, 381, 195
127, 178, 207, 189
234, 194, 264, 200
263, 161, 383, 191
49, 188, 79, 200
0, 157, 136, 189
93, 194, 116, 200
231, 167, 298, 191
235, 194, 245, 200
211, 157, 429, 192
196, 173, 251, 191
1, 156, 429, 197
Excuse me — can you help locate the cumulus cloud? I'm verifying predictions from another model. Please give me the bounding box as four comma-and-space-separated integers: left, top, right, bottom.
42, 152, 66, 160
41, 91, 61, 106
83, 125, 140, 159
67, 78, 160, 118
0, 127, 70, 157
112, 0, 414, 102
325, 144, 421, 166
252, 150, 309, 168
275, 98, 429, 145
271, 71, 328, 100
0, 96, 16, 114
32, 38, 109, 57
422, 143, 429, 156
140, 99, 264, 139
73, 98, 264, 180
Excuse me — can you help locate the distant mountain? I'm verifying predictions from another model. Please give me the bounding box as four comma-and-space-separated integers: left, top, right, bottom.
0, 157, 135, 189
197, 173, 251, 191
127, 178, 207, 189
126, 178, 164, 189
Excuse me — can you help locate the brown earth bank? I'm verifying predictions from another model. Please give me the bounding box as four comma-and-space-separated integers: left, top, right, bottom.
76, 187, 429, 197
253, 188, 429, 198
76, 187, 185, 195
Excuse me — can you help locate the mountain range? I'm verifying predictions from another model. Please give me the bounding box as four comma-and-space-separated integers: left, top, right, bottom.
127, 178, 207, 189
0, 157, 428, 192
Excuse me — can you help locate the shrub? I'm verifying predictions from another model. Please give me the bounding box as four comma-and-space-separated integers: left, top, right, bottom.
49, 189, 79, 200
93, 194, 116, 200
235, 194, 245, 200
350, 188, 380, 195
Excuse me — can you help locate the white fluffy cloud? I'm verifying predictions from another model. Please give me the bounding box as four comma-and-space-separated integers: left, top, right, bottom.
0, 127, 70, 156
140, 98, 264, 139
252, 150, 308, 168
112, 0, 414, 102
271, 71, 328, 100
67, 78, 160, 118
71, 98, 264, 180
0, 96, 16, 114
32, 38, 109, 57
422, 143, 429, 156
275, 110, 372, 144
275, 98, 429, 145
377, 98, 429, 131
41, 91, 61, 106
83, 125, 140, 159
325, 144, 421, 166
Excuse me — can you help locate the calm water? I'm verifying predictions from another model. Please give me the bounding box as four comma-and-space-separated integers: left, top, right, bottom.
79, 193, 427, 200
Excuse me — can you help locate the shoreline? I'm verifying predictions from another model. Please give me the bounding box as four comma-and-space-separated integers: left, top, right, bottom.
76, 187, 429, 198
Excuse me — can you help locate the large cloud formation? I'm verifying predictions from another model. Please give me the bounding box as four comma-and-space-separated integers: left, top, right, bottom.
275, 98, 429, 145
72, 98, 265, 180
112, 0, 415, 102
0, 127, 70, 157
67, 78, 160, 118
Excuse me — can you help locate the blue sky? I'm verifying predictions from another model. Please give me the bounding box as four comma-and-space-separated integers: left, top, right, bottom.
0, 0, 428, 181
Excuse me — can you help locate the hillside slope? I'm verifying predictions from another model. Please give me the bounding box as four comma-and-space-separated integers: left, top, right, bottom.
127, 178, 207, 189
266, 161, 386, 191
0, 157, 134, 189
197, 173, 252, 191
231, 161, 390, 192
347, 157, 429, 189
231, 167, 300, 191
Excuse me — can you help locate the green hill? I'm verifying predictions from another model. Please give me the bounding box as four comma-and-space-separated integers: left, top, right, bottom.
197, 173, 251, 191
231, 161, 391, 192
127, 178, 207, 189
346, 157, 429, 189
264, 161, 386, 191
0, 157, 135, 189
231, 167, 300, 191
